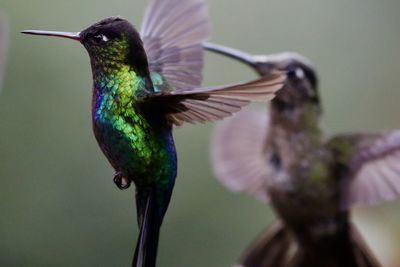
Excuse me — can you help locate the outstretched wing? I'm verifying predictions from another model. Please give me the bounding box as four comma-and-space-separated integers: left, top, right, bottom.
210, 109, 273, 202
0, 13, 8, 88
328, 131, 400, 209
140, 0, 210, 91
147, 73, 285, 127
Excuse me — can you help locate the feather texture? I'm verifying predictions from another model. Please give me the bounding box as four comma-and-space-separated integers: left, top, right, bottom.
140, 0, 210, 91
210, 109, 272, 202
332, 131, 400, 208
156, 73, 285, 127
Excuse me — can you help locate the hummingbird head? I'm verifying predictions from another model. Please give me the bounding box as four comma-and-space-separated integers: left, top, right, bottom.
254, 52, 319, 112
22, 17, 150, 76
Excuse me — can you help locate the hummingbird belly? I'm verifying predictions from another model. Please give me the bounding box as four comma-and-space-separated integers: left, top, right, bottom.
268, 162, 342, 239
92, 111, 177, 187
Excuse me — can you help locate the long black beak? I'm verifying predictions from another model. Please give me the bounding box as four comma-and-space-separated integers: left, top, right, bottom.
21, 30, 81, 41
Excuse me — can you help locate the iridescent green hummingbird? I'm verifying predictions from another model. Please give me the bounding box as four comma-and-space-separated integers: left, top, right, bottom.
206, 43, 397, 267
21, 1, 285, 266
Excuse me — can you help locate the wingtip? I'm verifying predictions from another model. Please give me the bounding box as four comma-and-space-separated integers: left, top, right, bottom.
210, 109, 270, 202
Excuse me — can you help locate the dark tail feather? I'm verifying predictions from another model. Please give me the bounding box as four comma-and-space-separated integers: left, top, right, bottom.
239, 221, 294, 267
132, 190, 161, 267
238, 222, 382, 267
297, 223, 383, 267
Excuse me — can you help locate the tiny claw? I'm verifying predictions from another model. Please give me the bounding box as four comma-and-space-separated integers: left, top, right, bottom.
113, 172, 131, 190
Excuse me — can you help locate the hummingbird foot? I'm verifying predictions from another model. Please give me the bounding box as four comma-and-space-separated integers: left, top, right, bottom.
113, 172, 131, 190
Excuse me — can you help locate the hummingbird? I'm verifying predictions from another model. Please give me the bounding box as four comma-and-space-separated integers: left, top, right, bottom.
206, 43, 397, 267
21, 1, 285, 266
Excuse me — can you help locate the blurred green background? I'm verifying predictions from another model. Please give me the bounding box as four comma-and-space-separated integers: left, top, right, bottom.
1, 0, 400, 266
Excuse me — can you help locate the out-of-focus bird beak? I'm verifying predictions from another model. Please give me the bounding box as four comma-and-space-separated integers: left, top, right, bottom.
203, 42, 258, 68
21, 30, 81, 41
203, 42, 284, 77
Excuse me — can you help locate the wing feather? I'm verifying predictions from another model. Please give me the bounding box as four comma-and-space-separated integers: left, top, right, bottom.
140, 0, 210, 91
332, 131, 400, 208
150, 73, 285, 126
210, 109, 272, 202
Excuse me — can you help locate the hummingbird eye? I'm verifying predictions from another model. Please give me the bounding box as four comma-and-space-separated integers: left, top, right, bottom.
287, 67, 305, 80
92, 34, 109, 44
294, 68, 305, 79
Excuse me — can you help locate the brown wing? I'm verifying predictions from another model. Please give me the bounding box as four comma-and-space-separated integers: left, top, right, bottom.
140, 0, 210, 91
210, 109, 274, 202
0, 13, 8, 88
150, 73, 285, 127
329, 130, 400, 209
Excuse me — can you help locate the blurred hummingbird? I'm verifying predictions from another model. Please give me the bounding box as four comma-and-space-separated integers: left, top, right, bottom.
206, 43, 398, 267
21, 1, 285, 266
